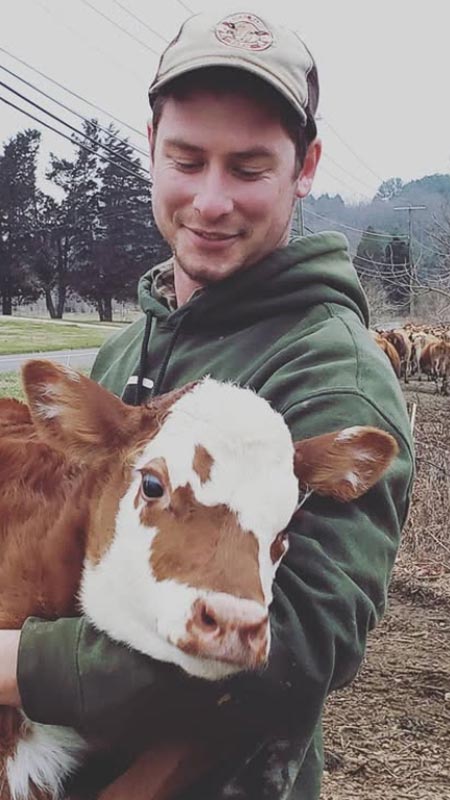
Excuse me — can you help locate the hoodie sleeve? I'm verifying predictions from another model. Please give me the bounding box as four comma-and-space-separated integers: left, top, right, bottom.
17, 386, 413, 754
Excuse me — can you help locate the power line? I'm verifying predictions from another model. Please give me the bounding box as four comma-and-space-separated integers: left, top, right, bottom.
0, 47, 147, 141
33, 0, 144, 84
412, 236, 449, 260
0, 80, 149, 180
304, 207, 408, 239
318, 164, 373, 201
0, 95, 150, 186
350, 252, 402, 268
0, 62, 149, 161
78, 0, 161, 57
320, 116, 384, 184
176, 0, 195, 13
322, 152, 377, 194
110, 0, 169, 44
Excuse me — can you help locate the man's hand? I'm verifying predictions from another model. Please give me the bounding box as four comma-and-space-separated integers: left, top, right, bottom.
0, 630, 21, 706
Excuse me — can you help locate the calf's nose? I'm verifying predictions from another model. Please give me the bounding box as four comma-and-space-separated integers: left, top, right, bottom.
183, 595, 269, 669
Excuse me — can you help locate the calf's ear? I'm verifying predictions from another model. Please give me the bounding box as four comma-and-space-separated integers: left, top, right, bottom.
22, 360, 153, 460
22, 361, 199, 462
293, 426, 398, 502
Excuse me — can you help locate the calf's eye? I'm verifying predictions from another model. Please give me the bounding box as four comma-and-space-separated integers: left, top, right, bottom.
141, 474, 164, 500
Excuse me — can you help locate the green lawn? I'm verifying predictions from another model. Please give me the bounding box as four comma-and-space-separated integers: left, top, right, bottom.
0, 367, 91, 400
0, 372, 23, 399
0, 319, 116, 355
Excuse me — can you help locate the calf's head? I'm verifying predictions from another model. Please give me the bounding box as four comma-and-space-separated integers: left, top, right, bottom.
23, 361, 398, 680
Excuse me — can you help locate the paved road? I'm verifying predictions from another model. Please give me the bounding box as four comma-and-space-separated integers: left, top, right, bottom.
0, 348, 99, 373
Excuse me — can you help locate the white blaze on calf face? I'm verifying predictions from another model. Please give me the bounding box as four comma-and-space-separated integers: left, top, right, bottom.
80, 379, 299, 679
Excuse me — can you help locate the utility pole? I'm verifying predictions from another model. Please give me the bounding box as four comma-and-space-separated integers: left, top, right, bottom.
295, 199, 304, 237
393, 205, 426, 316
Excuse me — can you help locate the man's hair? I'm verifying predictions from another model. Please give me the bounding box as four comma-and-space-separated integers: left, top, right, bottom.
151, 66, 318, 175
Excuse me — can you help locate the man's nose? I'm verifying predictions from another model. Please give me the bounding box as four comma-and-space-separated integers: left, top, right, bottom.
193, 170, 234, 220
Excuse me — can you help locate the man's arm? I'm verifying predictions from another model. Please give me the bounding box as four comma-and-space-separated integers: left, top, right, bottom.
0, 630, 21, 706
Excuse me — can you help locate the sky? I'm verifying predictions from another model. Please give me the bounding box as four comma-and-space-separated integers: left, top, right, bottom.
1, 0, 450, 204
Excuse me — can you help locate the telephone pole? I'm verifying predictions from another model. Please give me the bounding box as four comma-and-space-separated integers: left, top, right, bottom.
295, 199, 304, 237
393, 205, 426, 315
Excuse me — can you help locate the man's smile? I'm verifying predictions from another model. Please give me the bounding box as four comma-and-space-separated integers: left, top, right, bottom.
184, 226, 241, 241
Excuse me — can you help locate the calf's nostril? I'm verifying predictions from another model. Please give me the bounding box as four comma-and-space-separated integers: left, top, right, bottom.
201, 605, 218, 630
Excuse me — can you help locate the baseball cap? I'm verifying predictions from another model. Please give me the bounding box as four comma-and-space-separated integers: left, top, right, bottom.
148, 10, 319, 131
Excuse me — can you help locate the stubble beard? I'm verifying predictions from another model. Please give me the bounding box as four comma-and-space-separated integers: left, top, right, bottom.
173, 243, 247, 285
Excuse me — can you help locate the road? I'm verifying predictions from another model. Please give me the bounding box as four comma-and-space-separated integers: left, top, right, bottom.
0, 348, 99, 373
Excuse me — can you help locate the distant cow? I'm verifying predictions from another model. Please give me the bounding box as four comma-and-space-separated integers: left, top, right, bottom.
371, 331, 401, 378
0, 361, 398, 800
420, 340, 450, 394
409, 331, 438, 381
381, 329, 412, 382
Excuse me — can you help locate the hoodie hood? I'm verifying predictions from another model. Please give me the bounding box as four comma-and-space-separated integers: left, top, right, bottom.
137, 233, 369, 330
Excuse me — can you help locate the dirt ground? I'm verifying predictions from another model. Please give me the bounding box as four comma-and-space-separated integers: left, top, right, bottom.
321, 382, 450, 800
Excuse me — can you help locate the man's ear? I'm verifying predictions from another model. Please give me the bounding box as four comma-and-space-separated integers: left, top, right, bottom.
147, 120, 154, 178
296, 138, 322, 199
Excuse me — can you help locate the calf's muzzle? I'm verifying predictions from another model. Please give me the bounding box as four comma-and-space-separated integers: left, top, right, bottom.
181, 595, 269, 669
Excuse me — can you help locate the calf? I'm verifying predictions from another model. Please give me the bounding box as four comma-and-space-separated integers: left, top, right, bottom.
0, 360, 398, 800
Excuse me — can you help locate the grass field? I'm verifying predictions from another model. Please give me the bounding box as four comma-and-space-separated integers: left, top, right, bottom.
0, 372, 23, 399
0, 319, 116, 355
0, 368, 93, 399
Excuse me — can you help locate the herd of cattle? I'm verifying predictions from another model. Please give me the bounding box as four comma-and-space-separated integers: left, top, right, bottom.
372, 322, 450, 395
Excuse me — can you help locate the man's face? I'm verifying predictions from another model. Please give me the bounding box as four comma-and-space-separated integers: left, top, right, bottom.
149, 89, 320, 291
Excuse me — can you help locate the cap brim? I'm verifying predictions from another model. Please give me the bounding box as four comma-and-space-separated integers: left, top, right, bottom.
148, 56, 308, 126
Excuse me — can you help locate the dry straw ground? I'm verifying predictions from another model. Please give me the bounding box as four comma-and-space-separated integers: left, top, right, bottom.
322, 383, 450, 800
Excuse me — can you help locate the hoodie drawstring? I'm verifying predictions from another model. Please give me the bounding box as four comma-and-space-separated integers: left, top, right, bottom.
136, 310, 153, 405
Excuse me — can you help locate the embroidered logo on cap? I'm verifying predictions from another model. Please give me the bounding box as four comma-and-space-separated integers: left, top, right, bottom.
215, 13, 273, 52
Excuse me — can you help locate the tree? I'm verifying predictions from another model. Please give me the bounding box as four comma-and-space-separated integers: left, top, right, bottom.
374, 177, 404, 202
0, 130, 42, 314
354, 226, 388, 275
384, 235, 410, 306
353, 226, 414, 314
29, 194, 72, 319
47, 120, 169, 321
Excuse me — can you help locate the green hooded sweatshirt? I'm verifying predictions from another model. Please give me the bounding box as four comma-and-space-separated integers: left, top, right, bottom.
18, 234, 414, 799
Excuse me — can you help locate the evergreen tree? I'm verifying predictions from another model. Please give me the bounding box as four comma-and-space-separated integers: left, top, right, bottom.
374, 177, 404, 202
353, 226, 388, 277
47, 120, 169, 321
47, 119, 102, 317
30, 193, 72, 319
384, 235, 410, 306
0, 129, 41, 314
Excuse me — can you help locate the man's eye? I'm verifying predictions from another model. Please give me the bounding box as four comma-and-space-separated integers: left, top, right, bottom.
174, 161, 202, 171
235, 168, 264, 180
141, 474, 164, 500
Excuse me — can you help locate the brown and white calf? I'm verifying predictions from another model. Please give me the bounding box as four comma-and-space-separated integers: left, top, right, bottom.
0, 360, 398, 800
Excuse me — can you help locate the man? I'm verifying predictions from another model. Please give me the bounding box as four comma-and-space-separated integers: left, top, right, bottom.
0, 10, 413, 799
